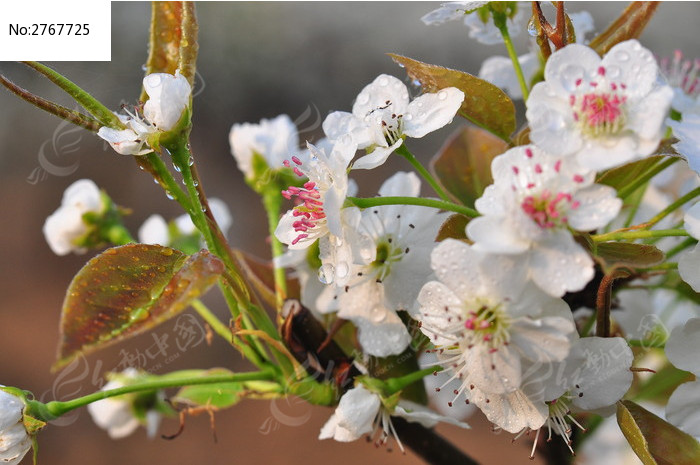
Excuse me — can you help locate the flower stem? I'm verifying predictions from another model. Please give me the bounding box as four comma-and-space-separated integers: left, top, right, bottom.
627, 339, 666, 349
190, 299, 232, 342
385, 366, 443, 395
494, 12, 529, 100
395, 144, 452, 202
591, 228, 688, 243
44, 369, 275, 418
346, 196, 478, 218
643, 186, 700, 229
262, 187, 288, 312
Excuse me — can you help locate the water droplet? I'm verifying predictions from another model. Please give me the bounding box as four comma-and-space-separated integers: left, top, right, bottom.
378, 76, 389, 87
561, 65, 585, 92
356, 93, 369, 105
615, 50, 630, 62
165, 191, 174, 200
607, 65, 622, 80
438, 90, 448, 101
527, 18, 537, 37
188, 156, 194, 166
145, 74, 162, 87
173, 163, 182, 173
404, 113, 413, 121
412, 79, 421, 88
318, 263, 335, 284
336, 261, 349, 279
370, 306, 387, 323
141, 64, 147, 72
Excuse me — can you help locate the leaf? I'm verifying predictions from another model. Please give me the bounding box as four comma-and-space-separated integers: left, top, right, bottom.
389, 54, 516, 141
595, 242, 664, 273
141, 2, 198, 100
430, 126, 508, 206
54, 244, 224, 371
172, 369, 280, 408
590, 2, 660, 56
234, 249, 300, 308
617, 400, 700, 465
597, 156, 664, 191
435, 214, 470, 242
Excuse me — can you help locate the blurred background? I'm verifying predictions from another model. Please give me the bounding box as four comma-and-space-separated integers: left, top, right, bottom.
0, 2, 698, 464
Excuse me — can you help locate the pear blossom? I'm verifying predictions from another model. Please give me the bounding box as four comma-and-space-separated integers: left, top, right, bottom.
526, 40, 673, 172
664, 318, 700, 437
417, 239, 575, 399
275, 135, 357, 249
479, 11, 595, 100
87, 369, 162, 439
43, 179, 103, 255
229, 114, 300, 180
421, 2, 487, 26
0, 388, 31, 465
98, 72, 191, 155
467, 145, 621, 296
679, 202, 700, 291
138, 214, 169, 245
668, 114, 700, 174
659, 50, 700, 112
319, 385, 469, 451
322, 74, 463, 169
320, 172, 446, 356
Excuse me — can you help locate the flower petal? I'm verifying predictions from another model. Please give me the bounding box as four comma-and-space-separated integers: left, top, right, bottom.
530, 230, 594, 297
569, 184, 622, 231
403, 88, 464, 138
665, 380, 700, 437
666, 318, 700, 375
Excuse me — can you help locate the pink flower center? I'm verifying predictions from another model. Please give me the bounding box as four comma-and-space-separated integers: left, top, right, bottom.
660, 50, 700, 98
570, 66, 628, 136
521, 190, 579, 229
282, 157, 326, 246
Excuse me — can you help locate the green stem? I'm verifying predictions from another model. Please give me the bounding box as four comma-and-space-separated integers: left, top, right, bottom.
644, 186, 700, 230
262, 187, 288, 311
44, 369, 275, 418
617, 157, 678, 199
385, 366, 443, 395
628, 339, 665, 349
191, 300, 232, 342
395, 145, 452, 202
592, 228, 688, 243
666, 237, 697, 259
495, 14, 529, 100
104, 224, 135, 246
346, 196, 478, 218
639, 262, 678, 272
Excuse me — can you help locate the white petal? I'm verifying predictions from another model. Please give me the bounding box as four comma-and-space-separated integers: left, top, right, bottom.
352, 140, 402, 170
403, 88, 464, 138
602, 40, 659, 100
319, 386, 380, 441
467, 343, 523, 394
142, 72, 191, 131
665, 380, 700, 437
208, 198, 233, 236
530, 231, 594, 297
0, 390, 23, 431
679, 245, 700, 292
417, 280, 464, 346
479, 53, 539, 100
568, 337, 634, 411
138, 214, 169, 245
684, 202, 700, 239
378, 171, 421, 198
322, 112, 373, 148
0, 422, 31, 463
511, 316, 574, 364
229, 114, 299, 177
467, 215, 531, 254
569, 185, 622, 231
352, 75, 409, 120
421, 2, 485, 25
542, 44, 602, 98
471, 382, 548, 433
627, 86, 673, 141
670, 115, 700, 175
394, 401, 470, 429
665, 318, 700, 375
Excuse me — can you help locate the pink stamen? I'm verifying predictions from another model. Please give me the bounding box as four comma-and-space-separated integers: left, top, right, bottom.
525, 148, 534, 158
291, 156, 302, 165
573, 174, 584, 183
512, 166, 520, 175
598, 66, 606, 76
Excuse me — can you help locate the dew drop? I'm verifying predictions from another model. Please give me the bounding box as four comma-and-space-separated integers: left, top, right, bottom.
145, 74, 162, 87
615, 50, 630, 62
318, 263, 335, 284
336, 261, 349, 279
173, 163, 182, 173
527, 18, 537, 37
378, 76, 389, 87
357, 93, 370, 105
188, 156, 194, 166
412, 79, 421, 87
438, 90, 448, 101
165, 191, 174, 200
370, 306, 387, 323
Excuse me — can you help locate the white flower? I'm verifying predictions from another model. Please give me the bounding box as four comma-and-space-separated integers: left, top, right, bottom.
417, 239, 575, 398
664, 318, 700, 437
138, 214, 169, 245
320, 385, 468, 451
98, 72, 191, 155
463, 4, 524, 45
43, 179, 103, 255
87, 369, 161, 439
323, 172, 446, 356
229, 114, 300, 180
323, 74, 463, 170
479, 11, 595, 100
526, 40, 673, 172
275, 136, 357, 249
668, 110, 700, 175
467, 145, 621, 297
0, 388, 31, 465
679, 202, 700, 291
659, 50, 700, 112
421, 1, 487, 26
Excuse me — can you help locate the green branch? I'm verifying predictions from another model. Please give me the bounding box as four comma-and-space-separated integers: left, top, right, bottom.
346, 196, 478, 218
592, 228, 688, 243
395, 145, 452, 202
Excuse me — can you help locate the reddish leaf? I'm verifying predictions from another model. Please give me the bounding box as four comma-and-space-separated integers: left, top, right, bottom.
54, 244, 224, 370
389, 54, 516, 141
431, 125, 508, 206
435, 214, 470, 242
595, 242, 665, 273
234, 249, 300, 308
590, 2, 660, 56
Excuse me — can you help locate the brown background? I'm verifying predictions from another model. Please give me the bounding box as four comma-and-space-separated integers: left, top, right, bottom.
0, 2, 698, 464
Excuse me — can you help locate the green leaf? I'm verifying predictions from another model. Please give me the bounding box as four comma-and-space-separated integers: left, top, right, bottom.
22, 62, 124, 130
595, 242, 664, 273
590, 2, 660, 56
597, 156, 664, 192
617, 400, 700, 465
54, 244, 224, 371
389, 54, 516, 141
172, 368, 280, 408
430, 126, 508, 206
